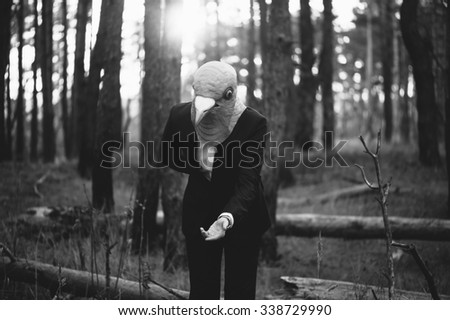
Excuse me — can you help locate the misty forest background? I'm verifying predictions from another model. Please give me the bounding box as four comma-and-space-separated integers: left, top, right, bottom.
0, 0, 449, 299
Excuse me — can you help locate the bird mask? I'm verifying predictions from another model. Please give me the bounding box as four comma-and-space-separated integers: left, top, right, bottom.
191, 61, 246, 145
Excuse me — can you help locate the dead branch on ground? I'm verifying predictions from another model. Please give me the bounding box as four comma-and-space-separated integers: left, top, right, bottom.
392, 241, 440, 300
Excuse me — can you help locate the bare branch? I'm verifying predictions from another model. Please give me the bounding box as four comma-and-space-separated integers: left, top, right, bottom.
356, 132, 394, 299
392, 241, 440, 300
359, 135, 377, 159
375, 130, 382, 155
354, 164, 378, 190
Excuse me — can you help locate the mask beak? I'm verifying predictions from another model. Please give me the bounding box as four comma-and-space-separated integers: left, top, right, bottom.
194, 96, 215, 125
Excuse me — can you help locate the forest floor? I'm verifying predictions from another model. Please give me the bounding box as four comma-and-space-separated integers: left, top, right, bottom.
0, 138, 449, 299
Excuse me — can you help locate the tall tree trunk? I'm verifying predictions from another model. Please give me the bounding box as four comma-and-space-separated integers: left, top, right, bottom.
73, 0, 91, 176
365, 3, 374, 138
255, 0, 268, 115
132, 0, 163, 253
247, 0, 258, 109
160, 0, 188, 271
428, 0, 446, 140
0, 0, 13, 162
214, 0, 222, 60
319, 0, 334, 150
6, 66, 13, 161
91, 0, 124, 213
381, 0, 394, 142
296, 0, 316, 148
399, 33, 410, 143
61, 0, 71, 159
258, 0, 268, 66
42, 0, 55, 163
446, 0, 450, 215
260, 0, 292, 261
30, 0, 40, 162
15, 0, 25, 161
400, 0, 440, 167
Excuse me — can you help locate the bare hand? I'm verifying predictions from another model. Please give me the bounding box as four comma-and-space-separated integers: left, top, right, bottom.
200, 218, 229, 241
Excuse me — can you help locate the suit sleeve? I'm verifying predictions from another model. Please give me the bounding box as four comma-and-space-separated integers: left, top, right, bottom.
222, 117, 267, 224
160, 107, 192, 174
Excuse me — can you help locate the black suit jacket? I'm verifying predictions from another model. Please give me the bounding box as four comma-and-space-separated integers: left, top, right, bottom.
161, 102, 271, 239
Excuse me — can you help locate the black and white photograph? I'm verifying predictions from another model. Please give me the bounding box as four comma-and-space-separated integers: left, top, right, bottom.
0, 0, 449, 307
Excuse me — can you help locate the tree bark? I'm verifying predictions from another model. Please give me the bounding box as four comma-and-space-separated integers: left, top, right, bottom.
319, 0, 334, 150
400, 0, 440, 167
446, 0, 450, 216
295, 0, 316, 148
15, 0, 25, 161
0, 255, 188, 299
276, 213, 450, 241
260, 0, 293, 260
427, 0, 446, 140
30, 0, 40, 162
73, 0, 92, 176
160, 0, 188, 271
381, 0, 394, 142
5, 66, 13, 160
280, 277, 448, 300
61, 0, 71, 159
132, 0, 163, 253
365, 3, 375, 138
42, 0, 55, 163
257, 0, 268, 100
0, 0, 12, 162
246, 0, 258, 109
91, 0, 124, 213
399, 32, 410, 143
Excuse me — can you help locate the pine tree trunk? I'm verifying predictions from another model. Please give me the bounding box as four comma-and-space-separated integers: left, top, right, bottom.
0, 0, 12, 162
91, 0, 124, 213
5, 67, 13, 160
427, 0, 446, 141
319, 0, 334, 150
42, 0, 55, 163
30, 0, 40, 162
246, 0, 258, 109
381, 0, 393, 142
15, 0, 25, 161
160, 0, 188, 271
365, 4, 374, 138
446, 0, 450, 215
214, 0, 222, 60
61, 0, 71, 159
258, 0, 268, 66
260, 0, 292, 261
73, 0, 91, 176
400, 0, 440, 167
132, 0, 163, 253
399, 33, 410, 143
296, 0, 316, 148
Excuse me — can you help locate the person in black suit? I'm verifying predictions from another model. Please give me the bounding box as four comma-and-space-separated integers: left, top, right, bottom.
161, 61, 271, 299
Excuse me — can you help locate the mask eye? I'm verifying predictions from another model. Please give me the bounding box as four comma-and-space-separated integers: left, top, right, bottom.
223, 88, 233, 100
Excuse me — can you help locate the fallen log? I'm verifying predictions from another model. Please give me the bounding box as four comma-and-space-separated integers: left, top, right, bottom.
11, 207, 164, 239
0, 255, 188, 300
14, 208, 450, 242
278, 185, 413, 208
275, 214, 450, 241
280, 277, 450, 300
